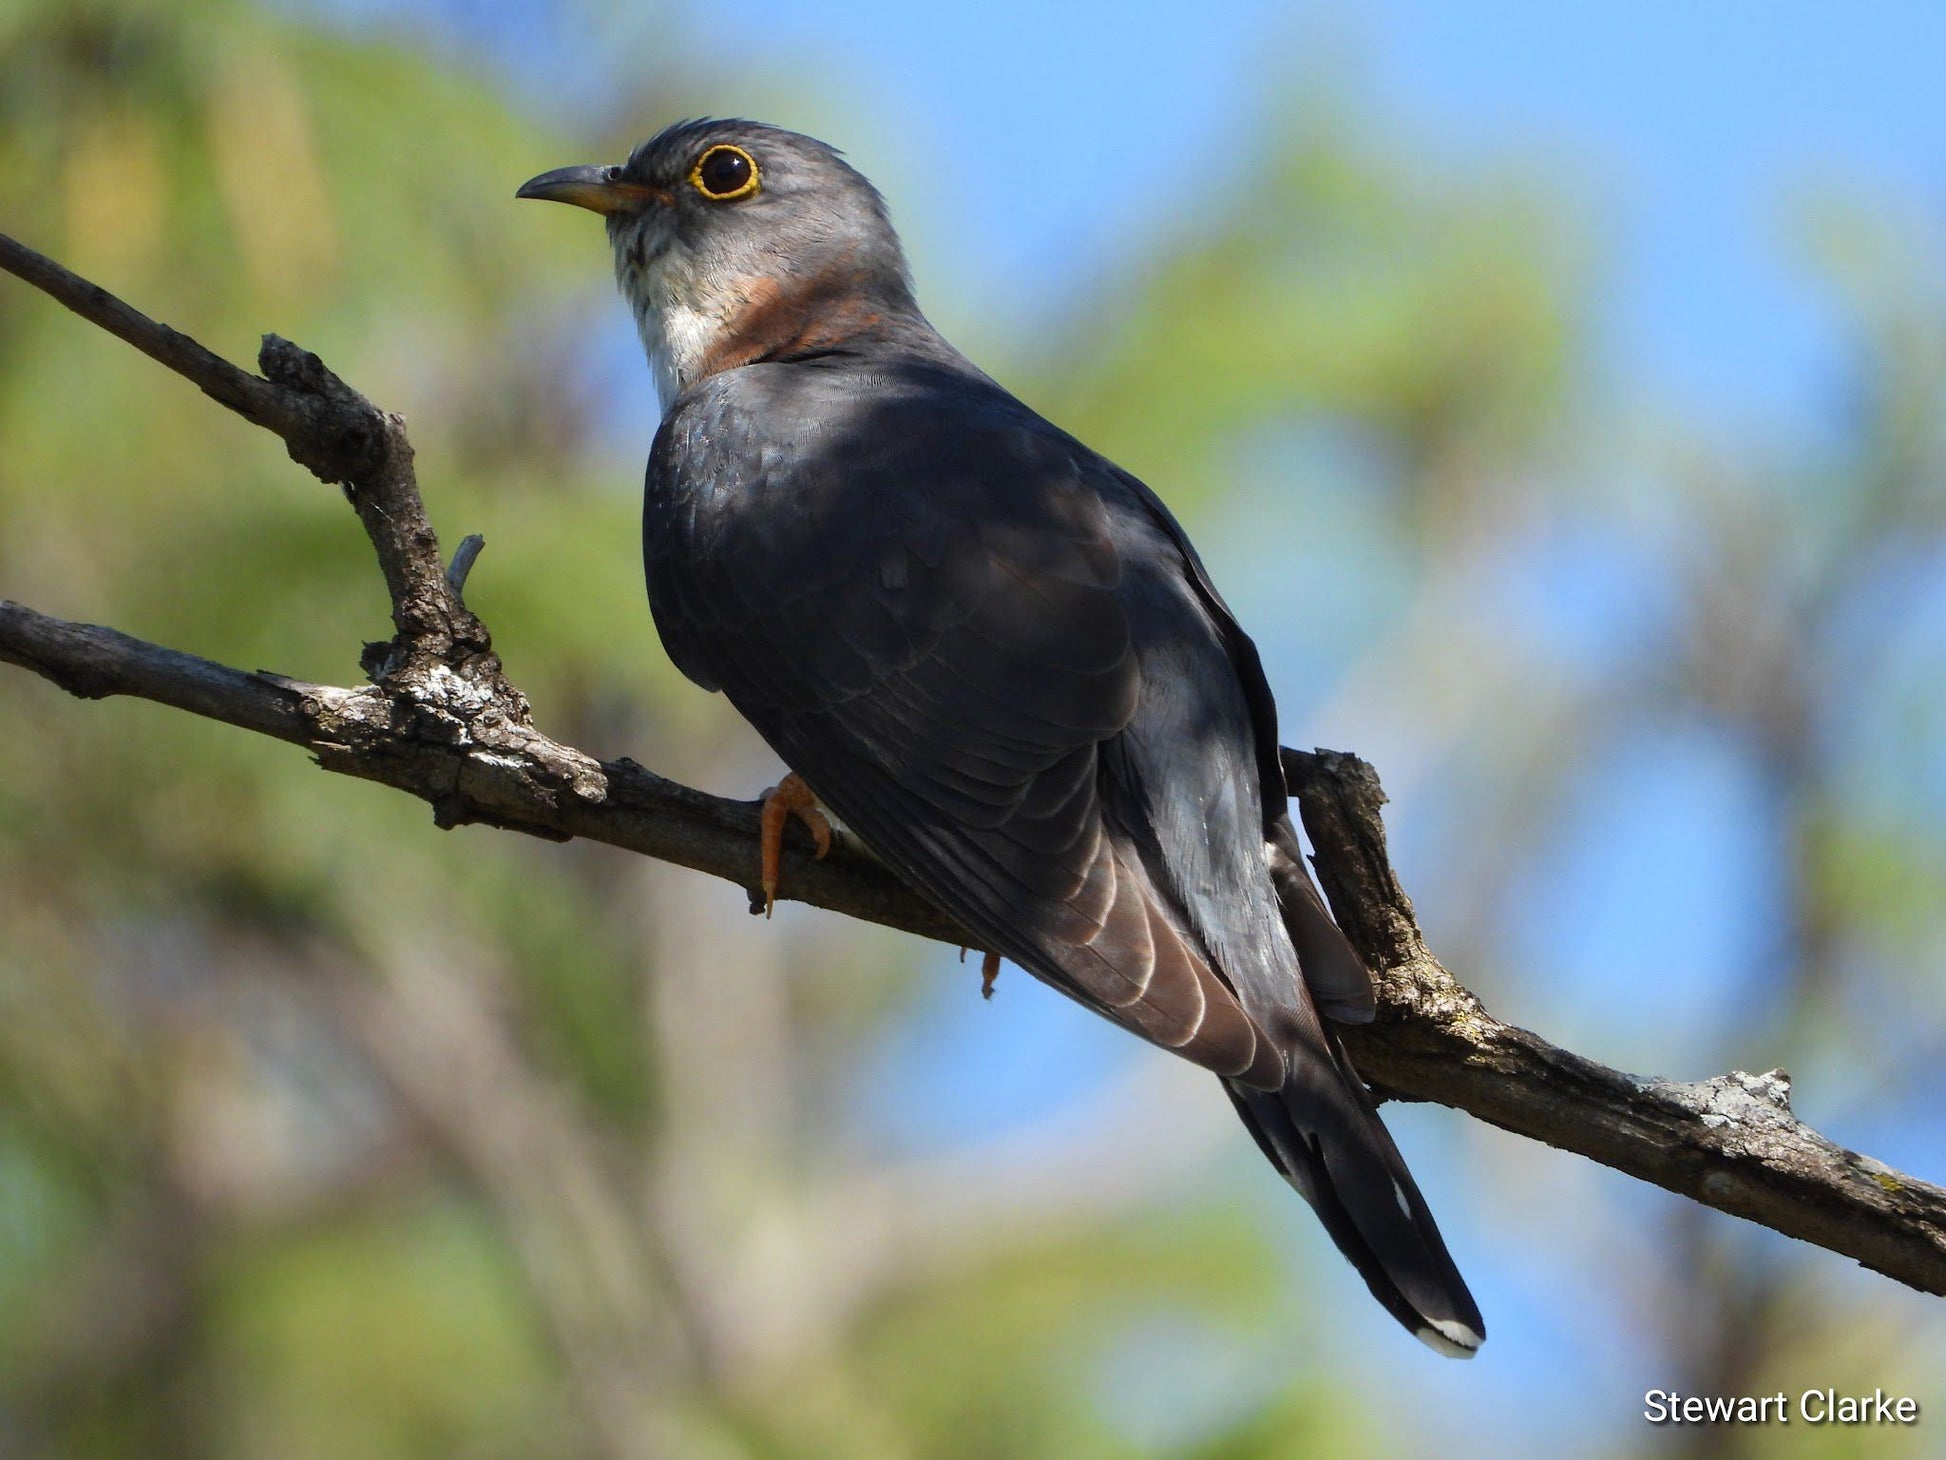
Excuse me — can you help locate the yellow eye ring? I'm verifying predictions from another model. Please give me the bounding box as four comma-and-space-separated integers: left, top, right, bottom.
689, 144, 760, 201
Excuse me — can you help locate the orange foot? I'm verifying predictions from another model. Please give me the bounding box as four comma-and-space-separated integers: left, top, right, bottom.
759, 772, 832, 918
961, 946, 1003, 1000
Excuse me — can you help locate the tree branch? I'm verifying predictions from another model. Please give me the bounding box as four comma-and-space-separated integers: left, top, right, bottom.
1284, 749, 1946, 1295
6, 231, 1945, 1298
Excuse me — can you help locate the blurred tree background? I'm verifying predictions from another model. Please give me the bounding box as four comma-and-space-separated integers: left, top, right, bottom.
3, 1, 1945, 1456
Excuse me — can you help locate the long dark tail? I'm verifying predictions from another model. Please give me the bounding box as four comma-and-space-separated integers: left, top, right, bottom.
1225, 1030, 1485, 1357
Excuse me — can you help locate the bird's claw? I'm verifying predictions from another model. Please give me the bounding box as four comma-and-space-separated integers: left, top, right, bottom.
962, 945, 1002, 999
759, 772, 832, 917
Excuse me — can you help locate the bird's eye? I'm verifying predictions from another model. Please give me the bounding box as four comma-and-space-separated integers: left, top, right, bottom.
690, 144, 759, 201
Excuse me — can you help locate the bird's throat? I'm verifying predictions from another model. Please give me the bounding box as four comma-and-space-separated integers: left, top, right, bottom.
625, 256, 904, 414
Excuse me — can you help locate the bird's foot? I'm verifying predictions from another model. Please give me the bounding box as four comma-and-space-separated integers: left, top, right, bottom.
759, 772, 832, 917
961, 946, 1003, 999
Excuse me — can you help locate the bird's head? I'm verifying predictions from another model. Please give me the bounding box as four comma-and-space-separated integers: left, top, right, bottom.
519, 119, 920, 410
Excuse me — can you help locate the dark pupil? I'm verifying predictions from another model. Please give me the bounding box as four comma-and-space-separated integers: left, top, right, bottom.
700, 148, 751, 196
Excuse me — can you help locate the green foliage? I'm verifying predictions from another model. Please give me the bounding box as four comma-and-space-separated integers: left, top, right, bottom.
210, 1201, 562, 1460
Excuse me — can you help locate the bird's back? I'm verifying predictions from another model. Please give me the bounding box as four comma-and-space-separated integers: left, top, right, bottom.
649, 346, 1290, 1060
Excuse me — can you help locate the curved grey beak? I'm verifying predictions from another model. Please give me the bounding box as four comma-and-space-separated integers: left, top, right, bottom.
516, 165, 667, 215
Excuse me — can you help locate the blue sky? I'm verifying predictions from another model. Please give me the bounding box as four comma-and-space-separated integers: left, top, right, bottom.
1359, 0, 1946, 431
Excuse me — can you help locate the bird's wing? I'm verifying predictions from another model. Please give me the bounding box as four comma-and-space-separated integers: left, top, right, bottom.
1092, 471, 1483, 1352
1100, 465, 1376, 1024
648, 366, 1284, 1086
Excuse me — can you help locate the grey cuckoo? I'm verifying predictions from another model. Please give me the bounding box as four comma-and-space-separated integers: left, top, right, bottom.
519, 118, 1484, 1355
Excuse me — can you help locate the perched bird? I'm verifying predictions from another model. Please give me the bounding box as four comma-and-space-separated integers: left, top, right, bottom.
519, 119, 1484, 1355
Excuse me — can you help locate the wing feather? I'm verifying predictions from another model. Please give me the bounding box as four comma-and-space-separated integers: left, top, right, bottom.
647, 362, 1282, 1084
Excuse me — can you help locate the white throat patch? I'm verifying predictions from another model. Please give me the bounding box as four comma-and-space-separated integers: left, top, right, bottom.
615, 235, 740, 418
631, 295, 714, 417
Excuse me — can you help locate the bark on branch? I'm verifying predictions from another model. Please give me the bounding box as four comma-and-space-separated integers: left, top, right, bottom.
5, 230, 1944, 1299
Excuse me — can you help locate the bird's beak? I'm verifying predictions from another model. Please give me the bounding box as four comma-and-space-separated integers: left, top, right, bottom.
515, 164, 665, 215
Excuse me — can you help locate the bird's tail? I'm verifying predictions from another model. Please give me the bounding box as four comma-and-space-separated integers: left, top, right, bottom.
1225, 1031, 1485, 1357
